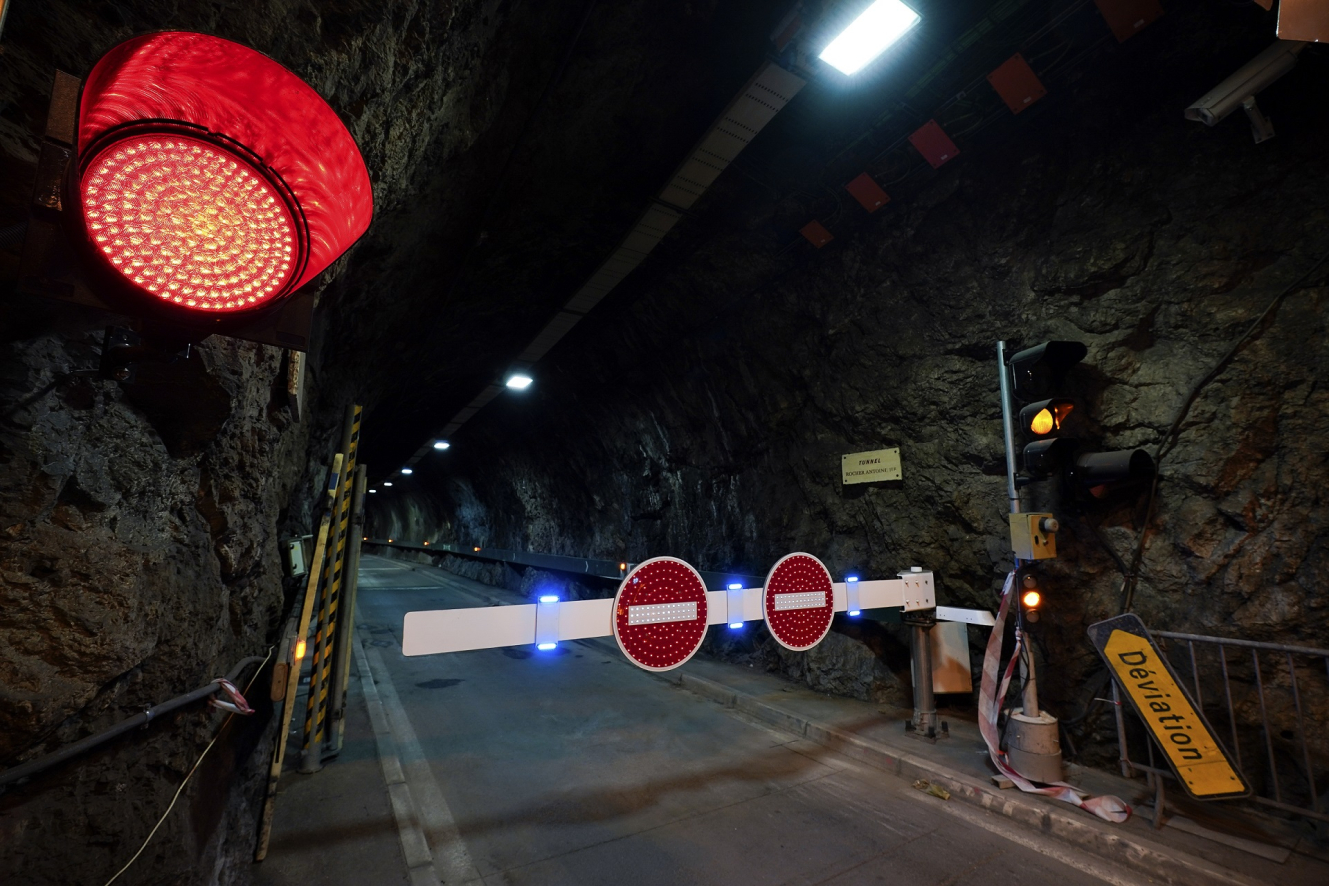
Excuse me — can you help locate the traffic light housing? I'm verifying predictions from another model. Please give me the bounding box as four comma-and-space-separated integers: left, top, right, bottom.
19, 32, 373, 352
1007, 340, 1154, 497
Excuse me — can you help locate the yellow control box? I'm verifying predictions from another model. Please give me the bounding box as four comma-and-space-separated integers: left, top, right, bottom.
1010, 512, 1057, 560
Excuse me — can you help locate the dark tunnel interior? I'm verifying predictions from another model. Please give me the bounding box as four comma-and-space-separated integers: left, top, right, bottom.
1, 1, 1327, 884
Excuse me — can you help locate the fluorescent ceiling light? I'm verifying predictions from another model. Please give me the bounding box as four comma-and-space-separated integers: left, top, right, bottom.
819, 0, 920, 75
400, 468, 413, 475
433, 440, 450, 450
383, 481, 393, 487
506, 374, 533, 390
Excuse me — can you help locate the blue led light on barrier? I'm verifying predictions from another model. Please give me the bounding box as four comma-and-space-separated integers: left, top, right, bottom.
729, 622, 743, 629
537, 642, 557, 651
539, 595, 559, 603
728, 583, 742, 590
846, 574, 861, 617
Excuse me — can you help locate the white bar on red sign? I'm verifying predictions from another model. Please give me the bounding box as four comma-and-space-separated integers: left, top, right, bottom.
627, 602, 698, 626
773, 591, 827, 611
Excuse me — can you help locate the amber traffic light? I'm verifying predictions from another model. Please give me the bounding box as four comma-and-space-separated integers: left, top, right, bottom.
1008, 341, 1154, 493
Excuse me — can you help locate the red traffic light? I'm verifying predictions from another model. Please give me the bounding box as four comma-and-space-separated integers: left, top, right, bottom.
69, 32, 372, 324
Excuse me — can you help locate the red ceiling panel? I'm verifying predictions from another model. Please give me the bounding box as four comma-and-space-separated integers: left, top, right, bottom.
845, 173, 890, 212
1094, 0, 1164, 43
800, 220, 833, 247
1279, 0, 1329, 42
987, 53, 1047, 115
908, 119, 959, 169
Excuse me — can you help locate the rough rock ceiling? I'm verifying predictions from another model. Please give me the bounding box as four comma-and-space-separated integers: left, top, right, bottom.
330, 0, 1061, 478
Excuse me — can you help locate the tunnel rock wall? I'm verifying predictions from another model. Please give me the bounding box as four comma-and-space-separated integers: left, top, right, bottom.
414, 13, 1329, 763
0, 0, 516, 883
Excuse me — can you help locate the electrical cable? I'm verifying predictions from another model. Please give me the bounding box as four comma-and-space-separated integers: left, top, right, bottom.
1117, 246, 1329, 613
102, 648, 272, 886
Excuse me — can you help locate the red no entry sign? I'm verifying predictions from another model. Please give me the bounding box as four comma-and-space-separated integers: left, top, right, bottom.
764, 552, 834, 651
613, 557, 709, 671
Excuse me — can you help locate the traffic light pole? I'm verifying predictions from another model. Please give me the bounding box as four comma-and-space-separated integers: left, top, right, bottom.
998, 341, 1063, 783
996, 341, 1039, 719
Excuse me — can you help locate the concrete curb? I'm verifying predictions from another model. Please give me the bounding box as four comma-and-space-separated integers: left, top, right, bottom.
667, 670, 1265, 886
353, 633, 441, 886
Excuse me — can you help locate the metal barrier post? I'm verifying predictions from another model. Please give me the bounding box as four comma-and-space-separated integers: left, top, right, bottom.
904, 607, 941, 740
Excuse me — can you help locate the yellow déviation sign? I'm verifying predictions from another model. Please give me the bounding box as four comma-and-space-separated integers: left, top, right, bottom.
841, 447, 902, 485
1088, 614, 1250, 800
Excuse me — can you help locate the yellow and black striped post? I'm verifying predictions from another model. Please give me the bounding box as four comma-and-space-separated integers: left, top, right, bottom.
328, 463, 367, 755
300, 404, 361, 773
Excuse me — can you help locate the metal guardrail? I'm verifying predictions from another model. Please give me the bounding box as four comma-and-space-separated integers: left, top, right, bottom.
366, 539, 767, 591
1113, 629, 1329, 826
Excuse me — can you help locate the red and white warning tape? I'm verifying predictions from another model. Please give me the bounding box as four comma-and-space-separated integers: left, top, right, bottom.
978, 571, 1130, 823
210, 677, 255, 716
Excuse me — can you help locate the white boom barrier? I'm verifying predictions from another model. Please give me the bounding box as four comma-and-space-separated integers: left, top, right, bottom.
402, 570, 993, 657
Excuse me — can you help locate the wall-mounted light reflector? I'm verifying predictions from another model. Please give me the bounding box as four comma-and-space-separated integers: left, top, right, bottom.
506, 374, 533, 390
400, 468, 413, 475
433, 441, 450, 450
819, 0, 920, 75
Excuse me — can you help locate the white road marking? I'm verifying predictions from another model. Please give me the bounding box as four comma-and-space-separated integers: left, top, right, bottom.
352, 634, 440, 886
362, 627, 484, 885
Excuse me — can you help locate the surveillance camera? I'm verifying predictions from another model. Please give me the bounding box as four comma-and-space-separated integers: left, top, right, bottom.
1186, 41, 1307, 142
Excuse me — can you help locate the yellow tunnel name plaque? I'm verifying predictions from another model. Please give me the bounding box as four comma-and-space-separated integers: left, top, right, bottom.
1088, 614, 1249, 800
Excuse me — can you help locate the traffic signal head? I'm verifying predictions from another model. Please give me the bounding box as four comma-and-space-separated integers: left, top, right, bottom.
1073, 449, 1155, 497
64, 31, 372, 339
1009, 341, 1088, 401
1019, 399, 1074, 436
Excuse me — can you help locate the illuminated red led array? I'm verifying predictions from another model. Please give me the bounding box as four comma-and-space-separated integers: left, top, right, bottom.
80, 135, 297, 312
614, 558, 709, 671
765, 553, 834, 651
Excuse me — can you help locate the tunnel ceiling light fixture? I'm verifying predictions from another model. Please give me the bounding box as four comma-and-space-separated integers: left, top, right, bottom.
819, 0, 920, 75
400, 467, 413, 475
67, 31, 372, 335
505, 374, 533, 390
382, 481, 393, 487
433, 440, 450, 450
